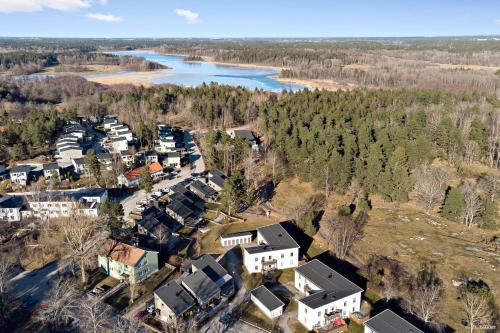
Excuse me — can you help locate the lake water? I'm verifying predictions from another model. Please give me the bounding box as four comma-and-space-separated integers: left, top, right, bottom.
102, 50, 306, 92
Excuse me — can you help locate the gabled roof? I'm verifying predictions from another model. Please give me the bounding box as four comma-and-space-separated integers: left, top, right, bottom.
137, 206, 181, 234
251, 285, 284, 312
165, 200, 193, 220
181, 269, 220, 303
295, 259, 363, 309
10, 165, 32, 174
364, 310, 424, 333
43, 162, 59, 171
100, 240, 150, 267
191, 254, 228, 283
72, 157, 86, 166
166, 151, 181, 158
231, 129, 256, 141
257, 223, 299, 249
155, 281, 195, 316
0, 195, 24, 209
59, 146, 82, 153
189, 180, 217, 198
123, 163, 163, 181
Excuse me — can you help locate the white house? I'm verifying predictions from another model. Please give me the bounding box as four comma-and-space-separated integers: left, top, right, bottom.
72, 158, 87, 175
110, 136, 129, 152
364, 309, 424, 333
0, 195, 24, 222
120, 150, 134, 167
220, 231, 252, 247
243, 223, 300, 274
164, 152, 181, 168
103, 117, 118, 130
295, 259, 363, 331
207, 170, 226, 192
250, 285, 284, 319
155, 137, 176, 153
58, 146, 83, 162
10, 165, 32, 186
43, 162, 60, 180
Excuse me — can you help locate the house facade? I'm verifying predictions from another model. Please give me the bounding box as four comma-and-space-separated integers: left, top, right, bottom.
243, 223, 300, 274
220, 231, 252, 247
10, 165, 32, 186
154, 281, 196, 325
250, 285, 284, 319
0, 195, 24, 222
98, 240, 159, 284
295, 259, 363, 331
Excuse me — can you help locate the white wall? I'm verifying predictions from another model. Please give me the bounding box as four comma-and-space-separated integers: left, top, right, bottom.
243, 247, 299, 273
297, 292, 362, 331
0, 208, 21, 222
220, 235, 252, 247
250, 294, 283, 319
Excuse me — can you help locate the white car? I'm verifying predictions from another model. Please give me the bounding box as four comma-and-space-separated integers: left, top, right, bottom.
146, 303, 155, 313
140, 198, 148, 205
135, 204, 145, 212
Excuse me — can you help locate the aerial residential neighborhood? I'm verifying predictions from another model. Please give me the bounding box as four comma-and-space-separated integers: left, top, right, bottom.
0, 2, 499, 333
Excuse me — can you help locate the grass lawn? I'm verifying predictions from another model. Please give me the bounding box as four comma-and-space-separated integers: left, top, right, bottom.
277, 268, 295, 285
348, 321, 364, 333
105, 266, 174, 312
240, 301, 274, 330
241, 269, 263, 290
363, 289, 382, 305
287, 318, 308, 333
305, 241, 326, 258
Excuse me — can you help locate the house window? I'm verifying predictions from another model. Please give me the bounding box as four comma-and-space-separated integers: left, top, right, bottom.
268, 256, 272, 260
304, 308, 307, 314
344, 301, 347, 306
254, 266, 258, 271
318, 311, 321, 317
281, 254, 284, 258
255, 257, 258, 262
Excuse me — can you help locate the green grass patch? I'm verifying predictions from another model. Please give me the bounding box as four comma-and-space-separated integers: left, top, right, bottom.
206, 202, 222, 210
277, 268, 295, 285
306, 241, 326, 258
104, 285, 129, 311
241, 270, 263, 290
348, 321, 364, 333
288, 318, 308, 333
364, 289, 383, 305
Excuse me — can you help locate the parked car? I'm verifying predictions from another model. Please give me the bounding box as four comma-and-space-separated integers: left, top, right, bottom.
135, 204, 146, 212
146, 302, 155, 313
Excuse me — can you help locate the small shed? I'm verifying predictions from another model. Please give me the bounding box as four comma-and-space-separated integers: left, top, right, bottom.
250, 285, 284, 319
220, 231, 252, 247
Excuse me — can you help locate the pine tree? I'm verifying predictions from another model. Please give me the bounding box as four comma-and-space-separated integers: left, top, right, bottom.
219, 171, 250, 215
139, 166, 153, 194
479, 198, 498, 229
440, 187, 464, 222
85, 149, 101, 186
384, 146, 412, 202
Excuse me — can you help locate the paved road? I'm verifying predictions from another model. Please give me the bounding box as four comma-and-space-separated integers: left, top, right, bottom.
121, 130, 205, 218
10, 260, 66, 310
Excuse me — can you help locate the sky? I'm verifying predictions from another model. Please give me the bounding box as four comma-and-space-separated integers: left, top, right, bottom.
0, 0, 500, 38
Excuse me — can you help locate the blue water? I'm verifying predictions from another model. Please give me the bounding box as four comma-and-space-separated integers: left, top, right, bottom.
105, 50, 306, 92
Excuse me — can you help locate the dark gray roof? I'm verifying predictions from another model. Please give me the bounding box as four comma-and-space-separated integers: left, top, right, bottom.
170, 183, 189, 195
120, 150, 132, 156
251, 285, 284, 311
10, 165, 32, 174
181, 269, 220, 303
232, 129, 255, 141
72, 158, 86, 165
208, 170, 226, 188
167, 151, 180, 158
111, 136, 127, 142
97, 153, 113, 161
137, 206, 181, 234
0, 195, 24, 209
155, 281, 195, 316
165, 201, 193, 220
258, 224, 299, 249
169, 192, 193, 207
103, 118, 117, 124
296, 259, 363, 309
43, 162, 59, 171
189, 180, 217, 198
21, 188, 107, 203
145, 151, 158, 157
191, 254, 228, 283
364, 310, 424, 333
245, 244, 293, 254
220, 231, 252, 239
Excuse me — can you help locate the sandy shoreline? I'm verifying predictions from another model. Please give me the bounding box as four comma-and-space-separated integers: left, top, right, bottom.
273, 76, 357, 91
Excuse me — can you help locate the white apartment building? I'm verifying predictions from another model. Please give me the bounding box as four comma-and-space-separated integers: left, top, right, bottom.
0, 195, 24, 222
243, 223, 300, 274
295, 259, 363, 331
16, 188, 108, 219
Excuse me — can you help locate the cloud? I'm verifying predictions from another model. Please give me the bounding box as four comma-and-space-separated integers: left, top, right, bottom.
86, 12, 122, 22
496, 19, 500, 24
0, 0, 93, 13
174, 8, 200, 24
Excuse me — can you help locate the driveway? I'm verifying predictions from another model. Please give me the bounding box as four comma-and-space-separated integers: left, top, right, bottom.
121, 130, 205, 218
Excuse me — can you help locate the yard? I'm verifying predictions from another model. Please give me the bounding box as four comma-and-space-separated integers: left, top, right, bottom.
104, 265, 175, 312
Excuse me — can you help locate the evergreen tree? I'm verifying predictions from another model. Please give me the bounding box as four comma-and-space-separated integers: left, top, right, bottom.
479, 198, 498, 229
139, 166, 153, 194
383, 146, 412, 202
440, 187, 464, 222
85, 149, 101, 185
219, 171, 251, 215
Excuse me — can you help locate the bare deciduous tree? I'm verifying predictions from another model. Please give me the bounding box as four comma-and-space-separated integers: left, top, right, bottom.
323, 212, 364, 260
460, 285, 495, 333
37, 277, 78, 331
413, 164, 449, 213
462, 183, 482, 229
464, 140, 479, 166
486, 112, 500, 168
405, 262, 444, 326
57, 212, 109, 284
80, 300, 109, 333
114, 316, 142, 333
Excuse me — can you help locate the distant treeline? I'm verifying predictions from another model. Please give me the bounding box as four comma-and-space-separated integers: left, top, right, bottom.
0, 51, 166, 75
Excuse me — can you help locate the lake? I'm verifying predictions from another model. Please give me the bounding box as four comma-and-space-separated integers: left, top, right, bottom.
99, 50, 306, 92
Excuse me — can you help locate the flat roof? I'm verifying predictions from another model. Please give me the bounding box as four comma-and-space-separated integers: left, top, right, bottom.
296, 259, 363, 309
251, 285, 284, 311
155, 281, 196, 316
364, 310, 424, 333
220, 231, 252, 239
257, 223, 299, 249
